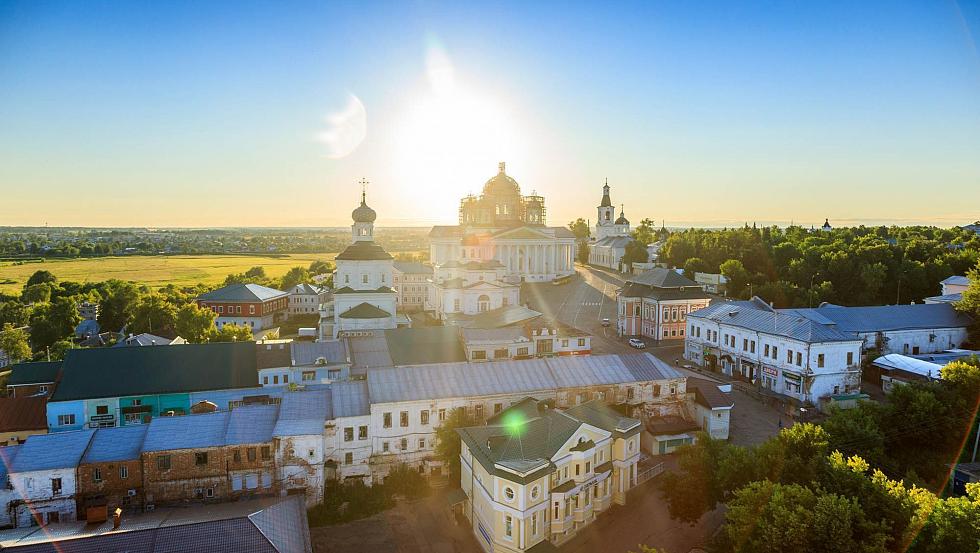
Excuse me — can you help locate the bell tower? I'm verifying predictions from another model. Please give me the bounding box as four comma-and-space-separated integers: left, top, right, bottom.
595, 179, 616, 239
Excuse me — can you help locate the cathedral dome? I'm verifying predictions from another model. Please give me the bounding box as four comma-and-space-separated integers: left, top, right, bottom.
352, 192, 377, 223
482, 162, 521, 197
615, 214, 630, 225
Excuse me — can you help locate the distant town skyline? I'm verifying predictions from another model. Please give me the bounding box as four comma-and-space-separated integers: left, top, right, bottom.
1, 1, 979, 228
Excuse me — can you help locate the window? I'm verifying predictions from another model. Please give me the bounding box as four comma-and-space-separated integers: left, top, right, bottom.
206, 487, 214, 498
120, 465, 128, 479
236, 305, 242, 314
359, 425, 368, 439
96, 405, 109, 415
438, 409, 446, 422
261, 446, 271, 460
453, 299, 460, 311
505, 515, 513, 538
383, 442, 390, 453
273, 375, 279, 384
419, 438, 425, 449
653, 384, 661, 396
765, 344, 770, 356
302, 371, 315, 381
576, 464, 581, 476
561, 339, 569, 348
750, 340, 756, 353
420, 410, 430, 425
517, 347, 529, 356
787, 350, 793, 363
263, 376, 269, 385
627, 387, 635, 401
195, 452, 208, 465
218, 306, 224, 313
494, 403, 502, 414
247, 448, 256, 462
531, 485, 540, 500
578, 338, 586, 347
564, 466, 568, 479
57, 414, 76, 426
400, 438, 407, 450
345, 452, 353, 465
344, 427, 354, 442
475, 404, 484, 420
383, 413, 392, 428
158, 455, 171, 470
234, 449, 242, 463
772, 346, 778, 360
472, 350, 486, 360
362, 274, 369, 284
283, 375, 288, 384
847, 352, 854, 365
93, 468, 102, 482
796, 352, 802, 366
743, 338, 748, 351
532, 512, 538, 536
400, 411, 409, 427
585, 461, 591, 473
817, 354, 825, 368
494, 348, 508, 359
504, 487, 515, 501
249, 305, 255, 315
51, 478, 62, 495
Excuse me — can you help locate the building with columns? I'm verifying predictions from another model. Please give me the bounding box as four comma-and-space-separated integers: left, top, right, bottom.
429, 163, 577, 283
329, 191, 399, 338
456, 397, 641, 551
426, 260, 521, 321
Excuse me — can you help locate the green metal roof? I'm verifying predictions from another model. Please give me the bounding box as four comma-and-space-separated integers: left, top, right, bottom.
334, 241, 393, 261
338, 302, 392, 319
7, 361, 62, 386
50, 342, 258, 402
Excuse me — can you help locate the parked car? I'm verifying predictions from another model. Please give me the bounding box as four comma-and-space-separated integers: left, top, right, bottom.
601, 318, 611, 327
628, 338, 646, 349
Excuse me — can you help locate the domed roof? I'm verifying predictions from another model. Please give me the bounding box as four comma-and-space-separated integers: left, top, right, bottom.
352, 191, 376, 223
482, 162, 521, 197
615, 206, 629, 225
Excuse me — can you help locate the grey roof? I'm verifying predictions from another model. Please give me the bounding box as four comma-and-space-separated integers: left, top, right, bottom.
686, 378, 735, 409
0, 445, 21, 482
225, 404, 280, 445
393, 261, 434, 274
273, 389, 330, 436
74, 319, 100, 336
461, 327, 529, 342
628, 268, 699, 289
348, 332, 394, 374
7, 361, 61, 386
592, 236, 633, 248
790, 303, 973, 333
291, 341, 348, 366
619, 282, 710, 301
428, 226, 464, 238
551, 227, 576, 239
689, 301, 859, 343
81, 425, 149, 464
288, 283, 322, 295
12, 429, 95, 473
331, 380, 370, 418
338, 302, 392, 319
384, 327, 467, 366
564, 401, 642, 435
113, 333, 180, 347
333, 286, 395, 294
141, 411, 230, 453
941, 275, 970, 286
445, 305, 542, 329
872, 354, 943, 379
367, 353, 677, 405
199, 283, 288, 302
334, 241, 393, 261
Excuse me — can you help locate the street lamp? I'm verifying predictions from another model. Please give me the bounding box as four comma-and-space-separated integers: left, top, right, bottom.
800, 407, 807, 423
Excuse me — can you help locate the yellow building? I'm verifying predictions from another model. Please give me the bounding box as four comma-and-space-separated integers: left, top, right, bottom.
457, 398, 641, 552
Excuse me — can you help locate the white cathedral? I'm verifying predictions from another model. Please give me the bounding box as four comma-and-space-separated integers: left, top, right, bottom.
588, 181, 636, 271
324, 190, 400, 338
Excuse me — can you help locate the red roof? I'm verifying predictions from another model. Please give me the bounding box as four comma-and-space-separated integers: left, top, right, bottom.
0, 397, 48, 433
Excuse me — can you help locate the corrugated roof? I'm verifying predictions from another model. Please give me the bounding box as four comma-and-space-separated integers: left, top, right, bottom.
872, 354, 944, 379
384, 327, 467, 366
51, 342, 259, 402
564, 400, 641, 435
7, 361, 61, 386
0, 397, 47, 433
81, 425, 149, 464
291, 341, 348, 366
338, 303, 391, 319
791, 303, 973, 333
331, 380, 370, 418
199, 283, 288, 302
348, 333, 393, 374
619, 282, 710, 301
114, 333, 180, 347
628, 268, 698, 289
141, 411, 230, 453
445, 305, 542, 329
687, 378, 735, 409
392, 261, 433, 274
460, 327, 529, 342
225, 404, 280, 445
428, 226, 464, 238
941, 275, 970, 286
592, 236, 633, 248
287, 283, 323, 295
273, 390, 330, 436
334, 241, 393, 261
0, 445, 21, 482
689, 301, 858, 343
12, 429, 95, 472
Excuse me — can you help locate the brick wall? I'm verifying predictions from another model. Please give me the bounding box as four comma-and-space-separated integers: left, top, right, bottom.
76, 460, 143, 515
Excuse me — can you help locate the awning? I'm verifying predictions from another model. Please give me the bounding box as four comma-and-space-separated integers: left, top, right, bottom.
445, 487, 467, 507
120, 405, 152, 414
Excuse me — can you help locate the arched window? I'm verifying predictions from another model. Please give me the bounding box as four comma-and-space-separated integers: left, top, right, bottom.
478, 294, 490, 313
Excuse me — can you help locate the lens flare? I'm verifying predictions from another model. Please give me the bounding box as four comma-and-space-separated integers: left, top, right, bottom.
316, 93, 367, 159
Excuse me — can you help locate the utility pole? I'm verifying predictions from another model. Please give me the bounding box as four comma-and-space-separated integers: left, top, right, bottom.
972, 418, 980, 463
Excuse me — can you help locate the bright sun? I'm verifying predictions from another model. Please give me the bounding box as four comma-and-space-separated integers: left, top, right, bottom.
392, 44, 529, 217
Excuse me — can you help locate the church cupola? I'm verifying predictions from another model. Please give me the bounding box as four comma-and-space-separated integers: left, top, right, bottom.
351, 181, 377, 242
615, 205, 630, 226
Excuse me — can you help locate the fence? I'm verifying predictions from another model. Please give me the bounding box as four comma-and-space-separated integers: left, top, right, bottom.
635, 462, 665, 486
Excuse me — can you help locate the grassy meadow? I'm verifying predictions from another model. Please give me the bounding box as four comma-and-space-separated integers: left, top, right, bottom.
0, 254, 338, 293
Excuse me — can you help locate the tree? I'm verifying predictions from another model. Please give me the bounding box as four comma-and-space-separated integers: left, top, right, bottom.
48, 339, 77, 361
21, 283, 52, 304
28, 297, 80, 350
98, 280, 142, 331
632, 218, 656, 246
175, 303, 217, 343
909, 483, 980, 553
720, 259, 750, 297
0, 323, 31, 363
279, 266, 310, 290
308, 260, 332, 275
213, 323, 253, 342
129, 293, 178, 336
682, 257, 708, 279
576, 241, 590, 264
956, 261, 980, 346
621, 240, 649, 270
0, 301, 31, 327
434, 407, 474, 482
24, 269, 57, 289
568, 218, 591, 240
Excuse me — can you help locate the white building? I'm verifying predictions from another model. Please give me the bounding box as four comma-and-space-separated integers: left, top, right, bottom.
685, 299, 864, 404
392, 261, 432, 312
617, 268, 711, 341
686, 378, 734, 441
287, 283, 329, 317
273, 389, 330, 506
427, 260, 520, 321
456, 398, 642, 551
460, 323, 592, 362
925, 275, 971, 304
588, 181, 637, 271
429, 163, 577, 283
7, 429, 95, 527
329, 191, 399, 338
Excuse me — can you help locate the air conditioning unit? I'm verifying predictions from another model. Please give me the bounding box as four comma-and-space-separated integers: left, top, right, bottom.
127, 489, 137, 497
145, 504, 155, 512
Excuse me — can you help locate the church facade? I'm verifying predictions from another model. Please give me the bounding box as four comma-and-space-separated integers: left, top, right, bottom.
328, 191, 398, 338
588, 181, 636, 272
429, 163, 577, 283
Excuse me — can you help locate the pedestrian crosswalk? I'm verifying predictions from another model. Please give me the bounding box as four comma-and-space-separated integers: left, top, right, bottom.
580, 301, 602, 306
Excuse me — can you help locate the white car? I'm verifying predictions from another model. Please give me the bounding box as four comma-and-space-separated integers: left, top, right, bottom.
601, 318, 611, 327
628, 338, 646, 349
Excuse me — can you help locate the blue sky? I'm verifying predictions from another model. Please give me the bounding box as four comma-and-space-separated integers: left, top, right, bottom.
1, 1, 978, 227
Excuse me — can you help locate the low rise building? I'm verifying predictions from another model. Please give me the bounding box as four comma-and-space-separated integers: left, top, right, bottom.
617, 268, 711, 341
273, 390, 330, 505
287, 283, 329, 317
457, 397, 642, 551
685, 378, 734, 441
693, 272, 728, 295
392, 261, 432, 312
0, 397, 48, 446
259, 341, 351, 386
113, 333, 186, 347
460, 322, 591, 362
197, 283, 289, 331
925, 275, 971, 304
8, 429, 95, 527
685, 299, 864, 404
426, 260, 521, 321
5, 361, 61, 398
76, 424, 149, 518
0, 446, 22, 527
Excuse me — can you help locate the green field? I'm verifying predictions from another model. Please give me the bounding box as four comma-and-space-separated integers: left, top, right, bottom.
0, 254, 338, 293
